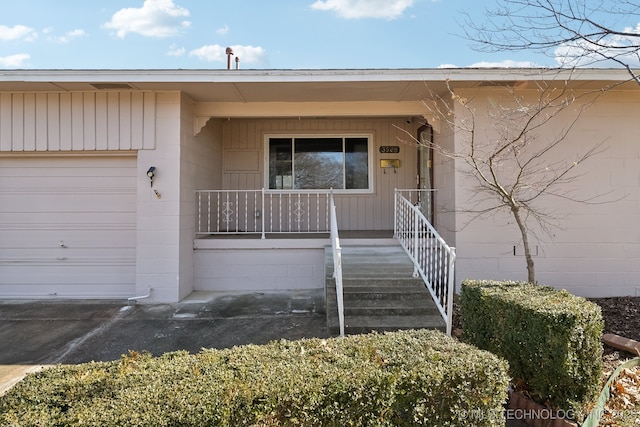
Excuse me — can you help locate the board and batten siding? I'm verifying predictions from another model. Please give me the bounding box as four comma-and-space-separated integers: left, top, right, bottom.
216, 117, 420, 231
0, 92, 157, 152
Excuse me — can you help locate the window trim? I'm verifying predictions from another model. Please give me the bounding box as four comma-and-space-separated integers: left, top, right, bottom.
264, 133, 374, 194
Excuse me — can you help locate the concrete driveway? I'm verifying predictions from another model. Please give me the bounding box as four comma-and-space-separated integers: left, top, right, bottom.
0, 290, 329, 395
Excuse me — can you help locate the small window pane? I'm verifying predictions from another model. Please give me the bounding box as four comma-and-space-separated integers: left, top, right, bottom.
269, 138, 292, 189
294, 138, 343, 189
345, 138, 369, 189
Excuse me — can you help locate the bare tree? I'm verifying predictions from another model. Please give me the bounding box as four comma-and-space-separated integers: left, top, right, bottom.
405, 78, 607, 283
464, 0, 640, 83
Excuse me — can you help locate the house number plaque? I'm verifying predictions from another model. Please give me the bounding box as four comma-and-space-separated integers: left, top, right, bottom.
379, 146, 400, 153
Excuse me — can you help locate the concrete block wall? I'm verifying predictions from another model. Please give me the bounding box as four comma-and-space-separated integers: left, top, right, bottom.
452, 88, 640, 297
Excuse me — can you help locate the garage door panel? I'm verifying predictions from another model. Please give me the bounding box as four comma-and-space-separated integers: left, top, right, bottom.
0, 229, 136, 248
0, 283, 136, 298
3, 264, 136, 282
0, 194, 137, 213
1, 175, 137, 188
0, 212, 136, 226
0, 155, 137, 299
0, 247, 136, 260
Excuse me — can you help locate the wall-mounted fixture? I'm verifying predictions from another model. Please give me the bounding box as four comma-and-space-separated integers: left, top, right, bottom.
146, 167, 156, 187
381, 159, 400, 174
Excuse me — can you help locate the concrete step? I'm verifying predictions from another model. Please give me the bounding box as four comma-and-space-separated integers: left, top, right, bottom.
328, 315, 446, 335
326, 278, 425, 288
327, 296, 436, 310
327, 289, 428, 300
325, 246, 416, 278
325, 244, 445, 335
342, 306, 440, 317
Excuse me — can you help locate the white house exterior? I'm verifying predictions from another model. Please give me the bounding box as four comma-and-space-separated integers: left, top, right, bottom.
0, 68, 639, 303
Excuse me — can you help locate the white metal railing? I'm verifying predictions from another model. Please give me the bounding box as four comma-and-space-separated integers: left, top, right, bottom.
196, 189, 332, 238
329, 191, 345, 337
394, 189, 456, 336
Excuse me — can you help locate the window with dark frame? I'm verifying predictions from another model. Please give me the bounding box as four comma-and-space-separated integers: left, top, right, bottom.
268, 136, 370, 190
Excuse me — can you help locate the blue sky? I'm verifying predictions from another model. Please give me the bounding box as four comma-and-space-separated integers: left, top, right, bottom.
0, 0, 579, 70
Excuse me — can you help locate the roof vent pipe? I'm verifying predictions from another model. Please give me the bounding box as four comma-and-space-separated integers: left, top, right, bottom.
235, 56, 240, 70
225, 47, 234, 70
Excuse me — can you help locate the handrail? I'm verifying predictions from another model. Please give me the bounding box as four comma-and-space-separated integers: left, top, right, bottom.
329, 190, 345, 337
394, 189, 456, 336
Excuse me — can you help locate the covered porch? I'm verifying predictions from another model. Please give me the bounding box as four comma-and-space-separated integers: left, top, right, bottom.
192, 188, 456, 334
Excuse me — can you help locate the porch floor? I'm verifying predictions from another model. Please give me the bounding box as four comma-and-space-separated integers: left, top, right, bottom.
196, 230, 394, 240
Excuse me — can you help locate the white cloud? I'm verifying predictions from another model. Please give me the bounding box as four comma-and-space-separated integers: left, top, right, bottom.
469, 60, 541, 68
167, 44, 185, 56
216, 25, 229, 35
49, 29, 87, 44
103, 0, 191, 38
554, 29, 640, 68
310, 0, 414, 19
189, 44, 266, 65
0, 53, 30, 68
438, 60, 541, 68
0, 25, 37, 41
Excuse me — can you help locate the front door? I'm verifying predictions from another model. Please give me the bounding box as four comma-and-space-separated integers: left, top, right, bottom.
417, 124, 434, 224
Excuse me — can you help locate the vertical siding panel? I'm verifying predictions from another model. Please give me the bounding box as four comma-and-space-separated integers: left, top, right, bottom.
95, 92, 108, 150
107, 92, 120, 150
247, 121, 257, 149
366, 197, 377, 229
0, 94, 12, 151
227, 121, 236, 148
356, 197, 365, 230
71, 93, 84, 150
229, 173, 238, 189
11, 94, 24, 151
23, 94, 36, 151
340, 197, 352, 229
83, 93, 96, 150
35, 93, 48, 151
131, 92, 144, 149
237, 121, 247, 148
222, 121, 230, 149
237, 174, 247, 191
59, 93, 72, 151
142, 92, 156, 149
231, 121, 241, 148
47, 94, 61, 151
119, 92, 132, 150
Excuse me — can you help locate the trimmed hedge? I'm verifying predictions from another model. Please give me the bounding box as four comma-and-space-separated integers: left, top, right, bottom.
0, 329, 509, 427
460, 280, 604, 418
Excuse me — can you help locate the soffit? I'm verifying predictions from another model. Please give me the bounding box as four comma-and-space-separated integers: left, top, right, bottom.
0, 68, 637, 103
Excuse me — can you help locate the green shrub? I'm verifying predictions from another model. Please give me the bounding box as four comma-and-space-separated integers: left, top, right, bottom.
0, 329, 509, 427
460, 279, 603, 417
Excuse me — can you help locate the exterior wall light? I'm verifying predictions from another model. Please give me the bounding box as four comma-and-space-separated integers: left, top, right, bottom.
146, 166, 156, 187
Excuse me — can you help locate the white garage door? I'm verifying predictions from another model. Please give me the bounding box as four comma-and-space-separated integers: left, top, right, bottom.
0, 154, 137, 298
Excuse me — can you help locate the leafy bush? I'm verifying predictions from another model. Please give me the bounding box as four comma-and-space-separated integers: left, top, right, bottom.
460, 279, 604, 417
0, 329, 509, 426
